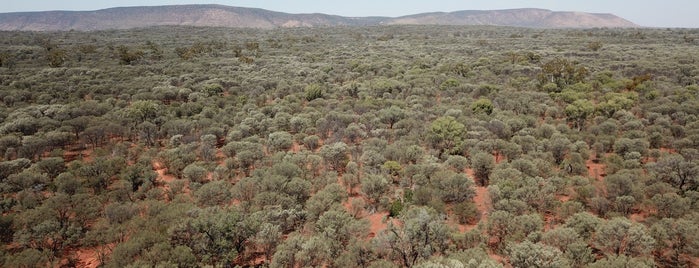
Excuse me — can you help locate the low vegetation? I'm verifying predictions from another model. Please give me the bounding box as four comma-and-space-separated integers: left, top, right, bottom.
0, 25, 698, 267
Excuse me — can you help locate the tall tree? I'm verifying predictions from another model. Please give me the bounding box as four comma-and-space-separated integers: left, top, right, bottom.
376, 206, 450, 267
650, 154, 699, 193
507, 241, 570, 268
320, 142, 349, 172
378, 106, 406, 129
565, 99, 595, 130
472, 152, 495, 186
594, 217, 655, 257
429, 116, 466, 157
650, 218, 699, 267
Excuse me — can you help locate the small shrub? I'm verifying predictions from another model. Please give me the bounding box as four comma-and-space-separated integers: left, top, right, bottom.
453, 201, 480, 224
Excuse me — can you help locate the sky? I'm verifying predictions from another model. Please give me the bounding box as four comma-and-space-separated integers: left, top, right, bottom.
2, 0, 698, 28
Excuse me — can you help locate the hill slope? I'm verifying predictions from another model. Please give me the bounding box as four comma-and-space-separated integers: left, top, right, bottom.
386, 8, 638, 28
0, 5, 637, 31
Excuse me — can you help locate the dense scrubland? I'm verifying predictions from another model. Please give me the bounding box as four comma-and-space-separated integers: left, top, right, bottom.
0, 25, 698, 267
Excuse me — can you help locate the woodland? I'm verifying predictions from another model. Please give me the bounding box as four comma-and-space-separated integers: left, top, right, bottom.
0, 25, 698, 267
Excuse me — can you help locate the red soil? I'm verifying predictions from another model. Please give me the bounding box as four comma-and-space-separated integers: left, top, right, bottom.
453, 222, 469, 233
629, 213, 645, 222
489, 253, 509, 268
152, 161, 176, 184
215, 149, 226, 165
494, 151, 506, 164
645, 147, 678, 163
74, 247, 100, 268
586, 158, 606, 181
463, 168, 508, 266
659, 147, 676, 154
544, 213, 559, 231
342, 197, 360, 213
342, 196, 389, 239
629, 209, 654, 223
472, 186, 491, 224
456, 169, 491, 232
557, 195, 571, 202
63, 148, 94, 163
152, 161, 190, 196
465, 168, 475, 178
366, 211, 390, 239
290, 142, 302, 153
464, 168, 490, 222
72, 243, 114, 268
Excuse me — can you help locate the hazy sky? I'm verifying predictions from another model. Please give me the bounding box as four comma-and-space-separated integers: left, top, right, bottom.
3, 0, 698, 28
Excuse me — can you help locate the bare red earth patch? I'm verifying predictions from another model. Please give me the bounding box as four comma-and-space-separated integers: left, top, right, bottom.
586, 158, 606, 181
366, 211, 390, 239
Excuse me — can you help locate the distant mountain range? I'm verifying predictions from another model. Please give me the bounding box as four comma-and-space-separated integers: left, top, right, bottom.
0, 5, 638, 31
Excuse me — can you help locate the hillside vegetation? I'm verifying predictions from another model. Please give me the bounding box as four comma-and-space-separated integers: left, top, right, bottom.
0, 5, 637, 31
0, 26, 698, 267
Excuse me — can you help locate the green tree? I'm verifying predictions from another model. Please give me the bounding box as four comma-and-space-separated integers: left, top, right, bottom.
650, 154, 699, 193
182, 163, 207, 183
594, 217, 655, 257
199, 134, 217, 162
269, 233, 305, 268
0, 158, 31, 180
228, 141, 265, 175
439, 78, 460, 91
538, 58, 588, 90
63, 116, 91, 139
14, 193, 99, 259
120, 163, 157, 192
452, 201, 479, 225
47, 48, 66, 67
445, 155, 469, 171
34, 157, 65, 178
565, 99, 594, 130
104, 202, 137, 225
305, 83, 323, 101
507, 241, 570, 268
471, 98, 494, 115
548, 135, 572, 165
126, 100, 159, 123
486, 210, 514, 250
0, 215, 13, 243
116, 45, 144, 65
254, 223, 282, 262
76, 156, 126, 194
0, 51, 16, 68
169, 207, 257, 266
472, 152, 495, 186
201, 83, 223, 96
563, 212, 602, 240
650, 218, 699, 267
377, 207, 450, 267
361, 174, 389, 209
316, 210, 367, 258
333, 239, 377, 268
604, 170, 640, 200
305, 183, 347, 220
268, 131, 294, 152
429, 116, 466, 157
431, 170, 475, 203
587, 255, 654, 268
320, 142, 349, 172
541, 227, 594, 267
651, 193, 690, 218
303, 135, 321, 151
195, 180, 232, 207
378, 106, 406, 129
4, 248, 49, 268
